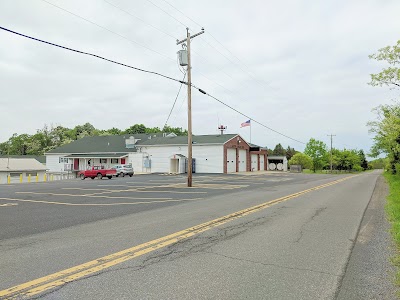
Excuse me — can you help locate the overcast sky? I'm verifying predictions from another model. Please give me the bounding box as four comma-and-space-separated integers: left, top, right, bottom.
0, 0, 399, 152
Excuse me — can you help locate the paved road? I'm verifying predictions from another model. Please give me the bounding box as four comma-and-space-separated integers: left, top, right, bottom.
0, 170, 393, 299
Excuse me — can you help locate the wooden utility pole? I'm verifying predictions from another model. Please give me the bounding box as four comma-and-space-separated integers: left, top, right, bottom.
177, 28, 204, 187
327, 134, 336, 173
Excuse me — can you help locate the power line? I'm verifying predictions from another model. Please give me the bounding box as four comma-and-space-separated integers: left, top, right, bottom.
198, 36, 277, 93
207, 31, 274, 89
41, 0, 175, 62
99, 0, 237, 95
160, 0, 203, 29
144, 0, 188, 28
164, 73, 186, 129
190, 84, 306, 145
153, 0, 277, 93
0, 26, 184, 85
97, 0, 268, 102
102, 0, 177, 40
1, 25, 305, 145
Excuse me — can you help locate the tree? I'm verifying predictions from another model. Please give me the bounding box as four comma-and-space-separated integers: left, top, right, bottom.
272, 143, 286, 156
336, 149, 361, 171
304, 138, 328, 172
369, 158, 388, 170
104, 127, 122, 135
288, 153, 313, 169
358, 150, 369, 170
369, 40, 400, 89
124, 124, 147, 134
368, 40, 400, 173
286, 146, 297, 160
368, 103, 400, 173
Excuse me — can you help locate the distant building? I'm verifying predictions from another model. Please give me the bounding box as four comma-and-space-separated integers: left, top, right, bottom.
0, 155, 46, 166
267, 155, 288, 171
0, 158, 47, 184
45, 134, 268, 174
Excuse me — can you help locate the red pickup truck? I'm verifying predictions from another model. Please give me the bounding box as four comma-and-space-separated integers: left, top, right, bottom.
78, 166, 117, 180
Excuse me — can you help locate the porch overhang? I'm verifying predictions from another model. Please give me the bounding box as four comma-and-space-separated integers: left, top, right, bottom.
65, 153, 128, 158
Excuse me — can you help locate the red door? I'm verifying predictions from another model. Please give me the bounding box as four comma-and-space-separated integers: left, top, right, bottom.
74, 159, 79, 170
121, 158, 126, 164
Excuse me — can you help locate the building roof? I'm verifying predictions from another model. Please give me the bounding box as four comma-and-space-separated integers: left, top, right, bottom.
46, 134, 240, 154
0, 158, 47, 172
268, 156, 287, 160
46, 135, 150, 154
249, 143, 260, 148
139, 134, 238, 146
0, 155, 46, 164
65, 153, 128, 158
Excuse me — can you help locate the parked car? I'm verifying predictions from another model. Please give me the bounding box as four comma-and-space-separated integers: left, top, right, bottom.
112, 164, 134, 177
78, 166, 117, 180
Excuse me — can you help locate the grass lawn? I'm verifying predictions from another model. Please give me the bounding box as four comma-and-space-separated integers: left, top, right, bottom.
384, 172, 400, 292
302, 169, 365, 174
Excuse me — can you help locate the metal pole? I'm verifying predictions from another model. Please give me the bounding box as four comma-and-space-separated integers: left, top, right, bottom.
186, 28, 193, 187
250, 122, 252, 144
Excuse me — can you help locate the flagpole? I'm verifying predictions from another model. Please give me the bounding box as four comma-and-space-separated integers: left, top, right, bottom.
250, 121, 252, 143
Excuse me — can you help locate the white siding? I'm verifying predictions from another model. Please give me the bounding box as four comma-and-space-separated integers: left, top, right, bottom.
46, 155, 70, 173
128, 153, 147, 173
227, 149, 236, 173
136, 145, 224, 173
238, 149, 247, 172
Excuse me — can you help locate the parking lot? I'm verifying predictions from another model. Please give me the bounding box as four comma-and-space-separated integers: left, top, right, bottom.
0, 172, 302, 240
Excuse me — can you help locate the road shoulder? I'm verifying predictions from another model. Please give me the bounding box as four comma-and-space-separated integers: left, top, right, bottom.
337, 175, 398, 299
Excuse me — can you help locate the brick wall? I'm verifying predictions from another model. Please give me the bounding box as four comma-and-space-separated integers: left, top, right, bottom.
223, 135, 250, 173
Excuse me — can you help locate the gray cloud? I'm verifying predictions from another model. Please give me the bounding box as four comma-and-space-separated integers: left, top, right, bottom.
0, 0, 399, 153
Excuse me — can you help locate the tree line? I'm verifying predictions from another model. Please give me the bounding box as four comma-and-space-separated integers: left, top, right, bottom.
265, 143, 298, 161
288, 138, 368, 172
0, 123, 188, 156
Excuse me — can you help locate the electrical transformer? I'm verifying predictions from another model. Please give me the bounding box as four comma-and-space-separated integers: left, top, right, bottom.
177, 49, 188, 66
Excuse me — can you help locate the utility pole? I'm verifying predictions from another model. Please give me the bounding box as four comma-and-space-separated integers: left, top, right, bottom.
177, 27, 204, 187
327, 134, 336, 173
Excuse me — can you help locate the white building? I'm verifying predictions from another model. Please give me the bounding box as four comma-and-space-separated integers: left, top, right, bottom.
0, 158, 47, 184
46, 134, 268, 174
267, 155, 288, 171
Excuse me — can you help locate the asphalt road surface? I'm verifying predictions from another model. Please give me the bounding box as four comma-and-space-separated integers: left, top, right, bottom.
0, 170, 395, 299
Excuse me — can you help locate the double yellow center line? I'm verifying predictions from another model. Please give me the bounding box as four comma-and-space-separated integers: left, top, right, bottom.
0, 175, 356, 299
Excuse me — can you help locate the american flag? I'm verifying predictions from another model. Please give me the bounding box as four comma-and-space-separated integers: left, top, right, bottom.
240, 120, 251, 127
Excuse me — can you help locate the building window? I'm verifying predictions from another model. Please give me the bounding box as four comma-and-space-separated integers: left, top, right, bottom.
26, 172, 38, 177
10, 172, 22, 177
100, 158, 107, 164
111, 158, 118, 164
59, 157, 69, 163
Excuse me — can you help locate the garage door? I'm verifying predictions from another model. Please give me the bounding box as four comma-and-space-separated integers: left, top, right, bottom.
260, 155, 265, 170
227, 149, 236, 173
251, 154, 258, 171
238, 149, 247, 172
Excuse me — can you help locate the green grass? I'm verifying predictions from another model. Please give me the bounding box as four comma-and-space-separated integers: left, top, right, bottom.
384, 172, 400, 289
302, 169, 366, 174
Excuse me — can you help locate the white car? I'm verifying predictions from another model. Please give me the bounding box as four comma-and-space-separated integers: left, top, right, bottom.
112, 164, 134, 177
